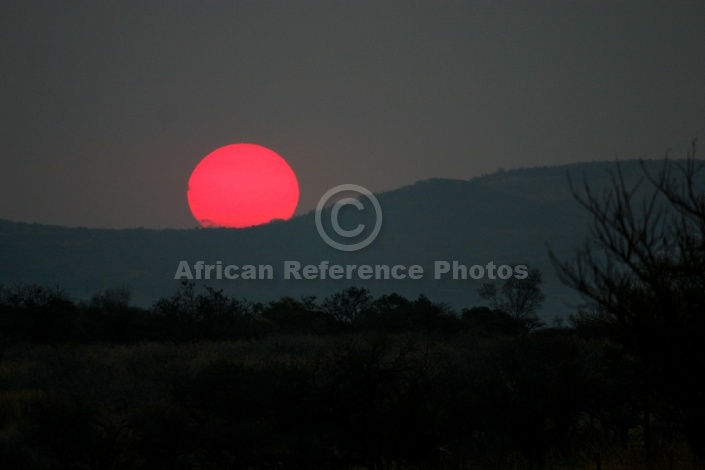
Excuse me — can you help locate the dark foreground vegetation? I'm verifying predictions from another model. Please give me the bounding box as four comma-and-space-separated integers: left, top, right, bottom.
0, 280, 699, 470
1, 147, 704, 469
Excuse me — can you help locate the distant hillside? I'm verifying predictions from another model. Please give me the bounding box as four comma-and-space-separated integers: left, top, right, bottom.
0, 159, 696, 321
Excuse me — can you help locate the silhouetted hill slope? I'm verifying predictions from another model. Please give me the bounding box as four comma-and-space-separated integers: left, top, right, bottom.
0, 159, 697, 320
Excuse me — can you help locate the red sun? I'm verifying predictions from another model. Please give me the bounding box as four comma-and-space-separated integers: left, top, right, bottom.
187, 144, 299, 228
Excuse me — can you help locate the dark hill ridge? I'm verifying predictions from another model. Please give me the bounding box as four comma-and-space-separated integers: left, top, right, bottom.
0, 159, 697, 320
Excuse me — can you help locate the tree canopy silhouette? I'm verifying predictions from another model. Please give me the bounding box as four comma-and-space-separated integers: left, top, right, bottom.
551, 141, 705, 462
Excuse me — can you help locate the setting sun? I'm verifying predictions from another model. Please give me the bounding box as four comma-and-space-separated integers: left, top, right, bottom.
187, 144, 299, 228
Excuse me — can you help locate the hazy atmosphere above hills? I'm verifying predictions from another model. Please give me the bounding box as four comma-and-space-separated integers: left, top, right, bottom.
1, 1, 704, 229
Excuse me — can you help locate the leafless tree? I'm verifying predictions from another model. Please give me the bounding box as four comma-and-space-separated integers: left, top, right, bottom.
550, 141, 705, 462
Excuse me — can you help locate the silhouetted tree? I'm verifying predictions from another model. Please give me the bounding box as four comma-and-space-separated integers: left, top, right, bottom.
152, 281, 259, 340
359, 293, 458, 334
360, 293, 414, 332
87, 286, 131, 310
551, 142, 705, 462
0, 283, 82, 343
260, 295, 336, 334
477, 267, 545, 332
82, 286, 157, 342
321, 286, 373, 326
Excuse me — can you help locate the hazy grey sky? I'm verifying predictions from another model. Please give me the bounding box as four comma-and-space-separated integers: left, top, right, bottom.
1, 1, 704, 228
